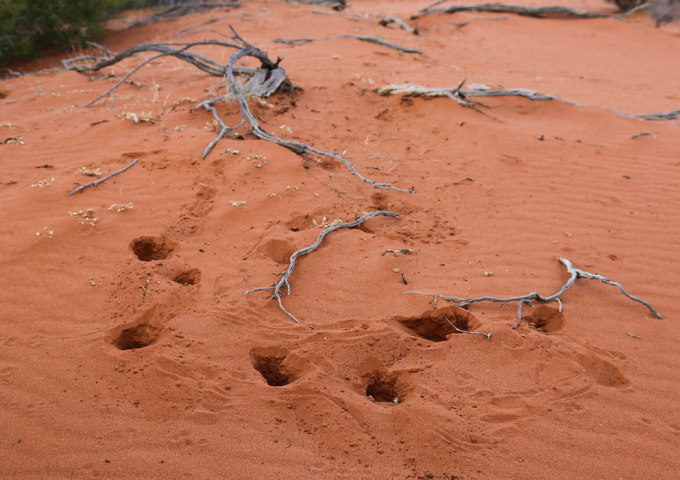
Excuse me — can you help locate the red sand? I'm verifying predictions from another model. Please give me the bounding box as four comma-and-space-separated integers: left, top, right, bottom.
1, 1, 679, 478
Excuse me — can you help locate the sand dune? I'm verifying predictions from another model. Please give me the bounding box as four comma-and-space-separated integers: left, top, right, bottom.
1, 1, 679, 478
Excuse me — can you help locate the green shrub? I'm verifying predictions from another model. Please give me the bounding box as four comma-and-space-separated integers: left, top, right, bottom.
0, 0, 153, 66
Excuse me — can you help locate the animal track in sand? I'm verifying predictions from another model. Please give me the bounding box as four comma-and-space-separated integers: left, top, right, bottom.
364, 370, 410, 404
396, 306, 481, 342
250, 347, 311, 387
130, 236, 179, 261
186, 186, 217, 218
260, 238, 298, 265
171, 268, 201, 286
358, 357, 412, 404
522, 305, 565, 333
110, 307, 165, 351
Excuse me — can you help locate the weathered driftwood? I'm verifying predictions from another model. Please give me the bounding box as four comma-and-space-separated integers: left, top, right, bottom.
415, 2, 649, 19
244, 211, 401, 322
408, 257, 663, 329
273, 35, 422, 54
69, 158, 139, 196
377, 82, 580, 108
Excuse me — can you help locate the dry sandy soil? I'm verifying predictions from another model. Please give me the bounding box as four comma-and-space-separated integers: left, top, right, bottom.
1, 0, 679, 478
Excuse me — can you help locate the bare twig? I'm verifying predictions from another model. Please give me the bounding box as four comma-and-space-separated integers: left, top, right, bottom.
69, 158, 139, 195
273, 35, 422, 54
408, 257, 663, 329
244, 210, 401, 322
443, 315, 491, 339
224, 43, 415, 192
414, 2, 649, 19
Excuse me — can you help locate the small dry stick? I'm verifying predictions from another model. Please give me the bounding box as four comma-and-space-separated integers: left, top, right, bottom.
273, 35, 422, 54
408, 257, 663, 329
244, 210, 401, 322
443, 314, 491, 339
69, 158, 139, 196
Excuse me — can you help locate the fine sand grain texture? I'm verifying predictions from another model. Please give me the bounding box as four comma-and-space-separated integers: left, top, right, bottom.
1, 1, 679, 478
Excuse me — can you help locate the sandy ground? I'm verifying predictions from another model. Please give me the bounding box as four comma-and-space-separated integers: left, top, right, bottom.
1, 0, 679, 478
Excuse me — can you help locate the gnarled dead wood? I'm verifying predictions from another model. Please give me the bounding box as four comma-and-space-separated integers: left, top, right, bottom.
244, 211, 401, 322
415, 2, 649, 18
273, 35, 422, 54
408, 257, 663, 329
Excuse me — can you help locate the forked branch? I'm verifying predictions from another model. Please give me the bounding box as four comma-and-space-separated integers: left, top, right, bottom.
244, 211, 401, 322
408, 257, 663, 329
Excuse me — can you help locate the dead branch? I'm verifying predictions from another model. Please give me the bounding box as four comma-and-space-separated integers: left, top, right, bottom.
69, 158, 139, 196
273, 35, 422, 54
222, 40, 415, 192
408, 257, 663, 329
75, 29, 412, 192
282, 0, 346, 9
377, 82, 580, 108
415, 2, 649, 19
123, 2, 241, 30
379, 83, 679, 124
421, 0, 451, 12
74, 41, 264, 107
244, 210, 401, 322
608, 108, 680, 122
379, 17, 419, 34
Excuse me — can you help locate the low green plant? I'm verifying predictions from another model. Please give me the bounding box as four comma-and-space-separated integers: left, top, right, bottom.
0, 0, 158, 66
